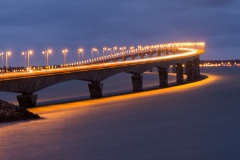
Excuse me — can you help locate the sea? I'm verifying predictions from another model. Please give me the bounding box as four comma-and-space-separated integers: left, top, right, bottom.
0, 67, 240, 160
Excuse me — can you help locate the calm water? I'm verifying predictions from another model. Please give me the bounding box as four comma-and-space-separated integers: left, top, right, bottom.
0, 67, 240, 160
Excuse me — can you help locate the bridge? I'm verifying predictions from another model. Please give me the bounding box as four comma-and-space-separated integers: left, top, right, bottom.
0, 42, 205, 107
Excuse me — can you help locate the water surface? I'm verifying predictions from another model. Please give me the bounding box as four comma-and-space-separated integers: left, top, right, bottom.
1, 67, 240, 160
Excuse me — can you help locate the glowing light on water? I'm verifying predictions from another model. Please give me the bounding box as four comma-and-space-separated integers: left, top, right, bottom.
29, 74, 219, 115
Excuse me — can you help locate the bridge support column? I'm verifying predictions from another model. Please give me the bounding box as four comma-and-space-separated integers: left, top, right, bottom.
172, 64, 176, 73
131, 74, 143, 92
165, 49, 169, 55
131, 55, 135, 60
176, 64, 183, 84
158, 68, 168, 87
193, 58, 200, 80
88, 82, 103, 98
186, 61, 193, 81
149, 52, 152, 58
17, 93, 38, 107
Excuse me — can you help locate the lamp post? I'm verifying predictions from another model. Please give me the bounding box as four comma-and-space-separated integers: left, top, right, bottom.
22, 50, 33, 70
0, 52, 3, 78
103, 47, 107, 56
91, 48, 98, 64
113, 46, 117, 54
103, 47, 107, 63
129, 46, 134, 55
107, 48, 112, 62
5, 51, 11, 72
22, 52, 27, 70
78, 48, 84, 66
107, 48, 112, 54
27, 50, 33, 69
112, 46, 117, 62
42, 49, 52, 69
120, 46, 126, 61
62, 49, 68, 66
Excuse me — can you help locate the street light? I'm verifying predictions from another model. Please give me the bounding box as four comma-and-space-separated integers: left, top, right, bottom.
103, 47, 107, 56
62, 49, 68, 66
42, 49, 52, 69
0, 52, 3, 76
22, 52, 27, 70
28, 50, 33, 69
107, 48, 112, 54
78, 48, 84, 65
120, 46, 126, 61
5, 51, 11, 72
91, 48, 99, 64
22, 50, 33, 70
113, 46, 117, 54
102, 47, 108, 63
119, 46, 126, 52
107, 48, 112, 61
112, 46, 117, 62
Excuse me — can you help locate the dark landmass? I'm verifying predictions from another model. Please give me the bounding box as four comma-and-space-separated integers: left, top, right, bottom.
0, 99, 41, 123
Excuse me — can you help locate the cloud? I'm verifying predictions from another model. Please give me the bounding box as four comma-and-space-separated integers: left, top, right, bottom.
0, 0, 239, 66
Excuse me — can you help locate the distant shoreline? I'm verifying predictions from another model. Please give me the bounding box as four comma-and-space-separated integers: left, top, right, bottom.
200, 60, 240, 67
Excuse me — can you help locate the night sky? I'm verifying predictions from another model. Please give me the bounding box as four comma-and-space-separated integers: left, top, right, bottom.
0, 0, 239, 66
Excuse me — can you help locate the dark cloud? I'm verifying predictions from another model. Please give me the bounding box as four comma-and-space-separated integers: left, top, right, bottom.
0, 0, 239, 66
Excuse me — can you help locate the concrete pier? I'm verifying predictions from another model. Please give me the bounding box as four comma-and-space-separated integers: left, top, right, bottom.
88, 82, 103, 98
165, 49, 169, 55
17, 93, 38, 107
176, 64, 183, 84
193, 58, 200, 80
172, 64, 176, 73
158, 68, 168, 87
186, 61, 193, 81
131, 75, 143, 92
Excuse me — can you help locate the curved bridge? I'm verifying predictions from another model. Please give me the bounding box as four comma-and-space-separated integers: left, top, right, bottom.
0, 42, 205, 107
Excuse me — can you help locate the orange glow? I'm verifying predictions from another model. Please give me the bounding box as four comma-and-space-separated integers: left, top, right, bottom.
1, 42, 205, 80
29, 74, 218, 115
62, 49, 68, 54
6, 51, 11, 56
78, 48, 84, 52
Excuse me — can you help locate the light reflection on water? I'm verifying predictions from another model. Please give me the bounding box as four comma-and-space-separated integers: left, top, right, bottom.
1, 67, 240, 160
0, 71, 177, 106
30, 73, 217, 115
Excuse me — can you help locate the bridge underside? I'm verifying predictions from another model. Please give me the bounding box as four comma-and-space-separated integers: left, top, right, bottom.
0, 56, 200, 107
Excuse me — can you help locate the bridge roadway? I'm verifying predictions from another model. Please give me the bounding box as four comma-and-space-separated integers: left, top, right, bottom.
0, 42, 205, 107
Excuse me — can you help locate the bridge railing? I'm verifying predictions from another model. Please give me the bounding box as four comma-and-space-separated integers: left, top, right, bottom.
85, 42, 205, 64
0, 42, 205, 81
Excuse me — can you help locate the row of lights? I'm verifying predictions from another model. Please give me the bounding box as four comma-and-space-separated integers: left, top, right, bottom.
200, 62, 240, 67
0, 52, 11, 73
0, 43, 205, 71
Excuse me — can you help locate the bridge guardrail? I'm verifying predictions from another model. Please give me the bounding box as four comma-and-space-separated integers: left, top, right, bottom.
0, 42, 205, 81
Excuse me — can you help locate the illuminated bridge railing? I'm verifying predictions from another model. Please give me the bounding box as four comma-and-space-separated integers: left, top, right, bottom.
0, 42, 205, 81
83, 42, 205, 64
